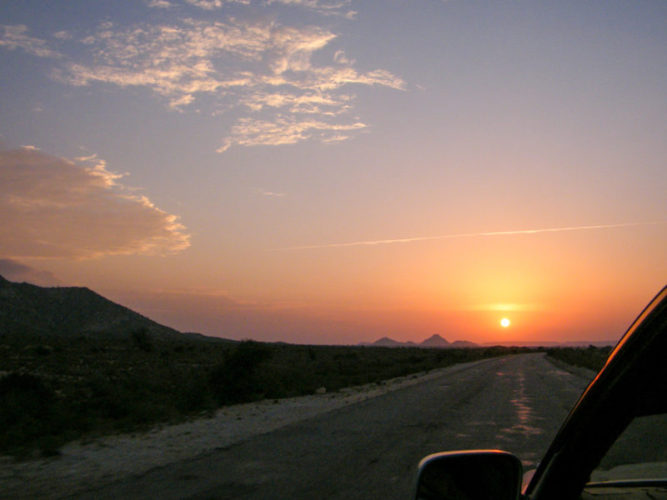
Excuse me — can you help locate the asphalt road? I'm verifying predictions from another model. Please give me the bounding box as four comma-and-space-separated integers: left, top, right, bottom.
71, 353, 592, 500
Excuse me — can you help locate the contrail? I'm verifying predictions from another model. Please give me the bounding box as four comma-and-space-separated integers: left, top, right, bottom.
273, 221, 666, 251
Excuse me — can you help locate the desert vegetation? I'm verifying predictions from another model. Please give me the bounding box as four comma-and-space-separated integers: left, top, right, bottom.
0, 331, 530, 458
546, 345, 613, 372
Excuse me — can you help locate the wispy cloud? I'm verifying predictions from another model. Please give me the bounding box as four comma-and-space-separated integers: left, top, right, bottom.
0, 258, 61, 286
267, 0, 355, 18
175, 0, 352, 17
0, 24, 61, 58
53, 30, 73, 40
257, 188, 286, 197
0, 148, 190, 259
185, 0, 224, 9
58, 19, 263, 108
147, 0, 174, 8
0, 12, 404, 152
217, 115, 365, 151
185, 0, 250, 8
241, 91, 352, 115
274, 222, 667, 250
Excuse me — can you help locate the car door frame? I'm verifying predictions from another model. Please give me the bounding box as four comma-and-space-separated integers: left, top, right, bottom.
524, 286, 667, 500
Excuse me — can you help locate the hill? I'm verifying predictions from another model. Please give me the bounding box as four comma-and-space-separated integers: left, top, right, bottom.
362, 334, 479, 348
450, 340, 478, 348
0, 274, 183, 340
371, 336, 406, 347
420, 334, 450, 348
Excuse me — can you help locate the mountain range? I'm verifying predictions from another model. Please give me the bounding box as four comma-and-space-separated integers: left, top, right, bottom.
0, 275, 615, 347
361, 334, 478, 349
0, 275, 480, 347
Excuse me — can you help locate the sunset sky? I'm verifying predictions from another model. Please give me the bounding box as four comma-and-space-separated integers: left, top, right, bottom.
1, 0, 665, 345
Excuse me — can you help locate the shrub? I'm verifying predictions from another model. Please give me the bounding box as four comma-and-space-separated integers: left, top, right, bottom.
209, 341, 273, 404
0, 334, 523, 457
0, 372, 54, 426
0, 372, 64, 455
175, 373, 215, 413
547, 346, 612, 371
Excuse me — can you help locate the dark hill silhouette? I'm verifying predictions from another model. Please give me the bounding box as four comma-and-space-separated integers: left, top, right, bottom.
362, 334, 478, 348
420, 334, 450, 348
450, 340, 478, 348
0, 274, 187, 340
372, 336, 405, 347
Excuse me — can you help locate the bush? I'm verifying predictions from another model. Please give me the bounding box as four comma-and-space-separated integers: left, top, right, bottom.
209, 341, 273, 404
0, 372, 64, 455
547, 346, 612, 371
0, 334, 525, 457
175, 373, 215, 413
0, 372, 54, 426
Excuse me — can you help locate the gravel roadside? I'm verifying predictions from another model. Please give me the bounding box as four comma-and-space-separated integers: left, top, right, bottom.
0, 358, 492, 499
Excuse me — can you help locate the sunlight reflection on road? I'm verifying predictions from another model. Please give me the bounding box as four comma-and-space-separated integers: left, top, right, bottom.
500, 371, 543, 438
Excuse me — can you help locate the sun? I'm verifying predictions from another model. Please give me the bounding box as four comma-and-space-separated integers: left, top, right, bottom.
500, 318, 511, 328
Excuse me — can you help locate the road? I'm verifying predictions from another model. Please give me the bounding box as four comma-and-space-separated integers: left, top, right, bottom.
70, 353, 592, 500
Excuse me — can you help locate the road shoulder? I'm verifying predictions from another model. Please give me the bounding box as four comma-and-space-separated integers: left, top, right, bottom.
0, 358, 493, 499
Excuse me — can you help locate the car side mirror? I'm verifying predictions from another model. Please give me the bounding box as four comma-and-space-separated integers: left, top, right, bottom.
415, 450, 523, 500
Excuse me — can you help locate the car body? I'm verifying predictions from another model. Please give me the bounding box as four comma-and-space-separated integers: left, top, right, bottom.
415, 285, 667, 500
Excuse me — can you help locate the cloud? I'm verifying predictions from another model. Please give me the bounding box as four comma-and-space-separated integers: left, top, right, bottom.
185, 0, 250, 9
176, 0, 351, 16
53, 30, 73, 40
147, 0, 174, 7
274, 221, 667, 250
0, 24, 61, 58
0, 149, 190, 259
333, 49, 353, 65
241, 91, 352, 114
2, 18, 401, 151
217, 115, 365, 151
56, 20, 345, 108
58, 19, 397, 100
267, 0, 354, 17
1, 11, 405, 152
57, 18, 264, 109
0, 258, 60, 286
257, 188, 286, 197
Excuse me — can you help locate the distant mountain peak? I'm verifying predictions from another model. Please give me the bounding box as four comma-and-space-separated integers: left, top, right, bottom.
372, 336, 404, 347
420, 334, 450, 347
364, 334, 479, 349
423, 333, 448, 342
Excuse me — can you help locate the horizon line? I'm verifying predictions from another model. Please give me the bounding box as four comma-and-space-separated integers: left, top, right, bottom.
272, 220, 667, 251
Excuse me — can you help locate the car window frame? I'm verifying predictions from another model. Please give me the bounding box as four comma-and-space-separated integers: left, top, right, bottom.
524, 286, 667, 500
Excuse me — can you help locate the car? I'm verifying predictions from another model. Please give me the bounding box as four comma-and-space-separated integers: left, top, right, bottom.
415, 285, 667, 500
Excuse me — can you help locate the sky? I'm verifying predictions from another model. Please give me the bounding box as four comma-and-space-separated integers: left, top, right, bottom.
0, 0, 665, 345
